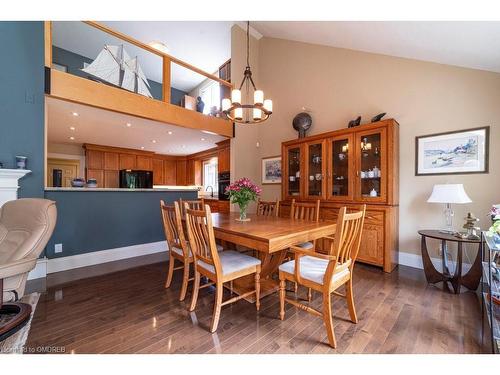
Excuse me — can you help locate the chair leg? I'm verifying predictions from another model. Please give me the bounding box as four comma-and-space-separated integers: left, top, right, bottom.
346, 279, 358, 324
322, 292, 337, 348
255, 270, 261, 311
165, 255, 175, 289
294, 282, 298, 293
279, 278, 286, 320
307, 288, 312, 303
189, 271, 200, 312
210, 282, 223, 333
179, 261, 190, 302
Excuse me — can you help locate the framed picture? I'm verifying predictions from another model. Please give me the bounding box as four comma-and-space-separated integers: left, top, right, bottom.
52, 63, 68, 73
415, 126, 489, 176
262, 156, 282, 184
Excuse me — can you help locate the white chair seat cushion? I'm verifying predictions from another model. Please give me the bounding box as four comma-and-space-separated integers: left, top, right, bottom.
198, 250, 261, 275
171, 243, 223, 257
279, 256, 349, 285
295, 241, 314, 250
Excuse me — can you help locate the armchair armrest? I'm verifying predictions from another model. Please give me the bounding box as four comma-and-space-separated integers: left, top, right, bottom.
0, 258, 37, 280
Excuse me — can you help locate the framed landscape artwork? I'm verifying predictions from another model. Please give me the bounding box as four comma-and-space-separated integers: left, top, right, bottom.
262, 156, 282, 184
415, 126, 489, 176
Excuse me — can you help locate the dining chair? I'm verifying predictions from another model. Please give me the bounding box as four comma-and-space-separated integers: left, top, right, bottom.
290, 199, 321, 251
256, 199, 280, 217
185, 203, 262, 333
161, 200, 193, 301
278, 205, 366, 348
179, 198, 205, 215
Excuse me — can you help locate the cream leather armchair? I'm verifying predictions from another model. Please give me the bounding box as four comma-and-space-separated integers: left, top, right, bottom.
0, 198, 56, 340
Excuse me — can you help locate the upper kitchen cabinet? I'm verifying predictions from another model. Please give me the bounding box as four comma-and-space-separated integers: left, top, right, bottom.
136, 155, 153, 171
217, 139, 230, 173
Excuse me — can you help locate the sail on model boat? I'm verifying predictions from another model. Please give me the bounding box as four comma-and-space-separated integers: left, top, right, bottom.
82, 45, 153, 98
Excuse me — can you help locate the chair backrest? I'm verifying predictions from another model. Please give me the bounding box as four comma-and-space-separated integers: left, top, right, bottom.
290, 199, 321, 222
160, 200, 187, 256
184, 203, 221, 275
256, 199, 280, 217
179, 198, 205, 216
0, 198, 57, 263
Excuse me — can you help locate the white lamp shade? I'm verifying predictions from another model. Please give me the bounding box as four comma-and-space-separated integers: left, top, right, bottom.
234, 107, 243, 120
427, 184, 472, 204
263, 99, 273, 112
231, 89, 241, 104
254, 90, 264, 105
253, 108, 262, 120
221, 98, 231, 111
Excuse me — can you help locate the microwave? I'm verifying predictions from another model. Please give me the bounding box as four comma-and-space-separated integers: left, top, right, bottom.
119, 170, 153, 189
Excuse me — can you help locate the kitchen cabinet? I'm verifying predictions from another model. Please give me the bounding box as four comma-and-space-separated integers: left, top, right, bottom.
281, 119, 399, 272
87, 150, 104, 170
104, 152, 119, 171
217, 146, 230, 173
164, 160, 177, 185
104, 170, 119, 188
119, 153, 136, 170
176, 160, 187, 186
152, 158, 164, 185
86, 169, 104, 187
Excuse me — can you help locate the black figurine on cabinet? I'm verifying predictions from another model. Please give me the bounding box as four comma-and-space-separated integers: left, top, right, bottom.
371, 112, 386, 123
292, 112, 312, 138
348, 116, 361, 128
196, 96, 205, 113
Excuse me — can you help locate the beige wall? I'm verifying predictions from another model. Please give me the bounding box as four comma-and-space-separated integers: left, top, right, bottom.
232, 35, 500, 261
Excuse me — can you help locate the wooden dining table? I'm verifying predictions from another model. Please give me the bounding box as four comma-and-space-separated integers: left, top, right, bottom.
210, 212, 337, 301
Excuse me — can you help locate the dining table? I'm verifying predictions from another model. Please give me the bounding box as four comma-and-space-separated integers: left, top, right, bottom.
210, 212, 337, 301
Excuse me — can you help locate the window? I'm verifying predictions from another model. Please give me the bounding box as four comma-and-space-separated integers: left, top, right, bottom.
203, 158, 218, 194
200, 81, 221, 115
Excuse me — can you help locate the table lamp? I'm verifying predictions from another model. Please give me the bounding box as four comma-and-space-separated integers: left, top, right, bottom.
427, 184, 472, 234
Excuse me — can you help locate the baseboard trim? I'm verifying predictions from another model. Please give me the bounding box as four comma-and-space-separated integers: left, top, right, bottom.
28, 241, 168, 280
398, 251, 471, 273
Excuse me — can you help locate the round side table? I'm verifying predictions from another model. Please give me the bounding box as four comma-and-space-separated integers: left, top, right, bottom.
418, 230, 482, 294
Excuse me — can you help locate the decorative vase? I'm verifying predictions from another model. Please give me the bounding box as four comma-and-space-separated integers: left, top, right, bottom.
237, 202, 250, 222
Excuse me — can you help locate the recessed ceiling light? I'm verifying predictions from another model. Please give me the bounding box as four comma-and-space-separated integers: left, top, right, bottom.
72, 112, 79, 117
69, 136, 75, 140
201, 138, 205, 141
126, 123, 132, 127
148, 41, 170, 54
69, 126, 75, 131
140, 146, 145, 150
167, 131, 173, 135
152, 140, 157, 143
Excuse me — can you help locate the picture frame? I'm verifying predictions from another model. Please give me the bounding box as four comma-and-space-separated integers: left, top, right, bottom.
262, 155, 282, 184
415, 126, 489, 176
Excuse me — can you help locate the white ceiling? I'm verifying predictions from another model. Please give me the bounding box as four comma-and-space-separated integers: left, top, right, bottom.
47, 97, 226, 155
252, 21, 500, 73
52, 21, 231, 92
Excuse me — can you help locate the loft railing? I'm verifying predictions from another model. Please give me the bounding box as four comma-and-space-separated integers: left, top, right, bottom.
44, 21, 234, 137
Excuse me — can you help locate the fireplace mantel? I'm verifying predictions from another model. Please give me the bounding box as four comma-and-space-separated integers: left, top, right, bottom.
0, 168, 32, 207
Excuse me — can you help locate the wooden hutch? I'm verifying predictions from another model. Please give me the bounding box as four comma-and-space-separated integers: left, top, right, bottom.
281, 119, 399, 272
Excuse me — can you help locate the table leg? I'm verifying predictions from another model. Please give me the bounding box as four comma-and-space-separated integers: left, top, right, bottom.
461, 241, 482, 291
421, 236, 447, 284
442, 240, 451, 276
451, 242, 463, 294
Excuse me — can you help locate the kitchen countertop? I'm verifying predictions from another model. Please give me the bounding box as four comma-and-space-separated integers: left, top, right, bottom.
45, 187, 200, 192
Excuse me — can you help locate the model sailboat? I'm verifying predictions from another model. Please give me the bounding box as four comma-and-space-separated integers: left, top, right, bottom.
82, 45, 153, 98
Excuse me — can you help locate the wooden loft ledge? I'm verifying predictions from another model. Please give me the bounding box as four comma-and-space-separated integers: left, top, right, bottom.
44, 21, 234, 138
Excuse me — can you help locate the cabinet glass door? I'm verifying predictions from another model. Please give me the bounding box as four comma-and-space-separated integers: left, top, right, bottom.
305, 141, 326, 198
355, 128, 387, 202
329, 135, 353, 200
286, 146, 301, 198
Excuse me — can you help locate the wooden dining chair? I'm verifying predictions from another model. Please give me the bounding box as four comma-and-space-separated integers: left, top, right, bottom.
278, 205, 366, 348
161, 200, 193, 302
179, 198, 205, 215
185, 203, 262, 333
256, 199, 280, 217
290, 199, 321, 250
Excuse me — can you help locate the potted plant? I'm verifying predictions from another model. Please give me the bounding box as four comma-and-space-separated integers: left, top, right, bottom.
225, 177, 262, 222
487, 204, 500, 245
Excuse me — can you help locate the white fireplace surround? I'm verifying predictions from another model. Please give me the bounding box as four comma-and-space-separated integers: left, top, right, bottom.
0, 168, 31, 207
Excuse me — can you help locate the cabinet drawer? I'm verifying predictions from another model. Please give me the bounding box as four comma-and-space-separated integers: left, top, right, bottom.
364, 210, 384, 226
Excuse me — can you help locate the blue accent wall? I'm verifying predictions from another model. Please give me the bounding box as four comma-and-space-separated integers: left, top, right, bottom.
44, 190, 197, 259
0, 22, 45, 198
52, 46, 187, 105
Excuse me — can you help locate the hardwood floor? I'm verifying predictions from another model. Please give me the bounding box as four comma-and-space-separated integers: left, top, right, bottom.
25, 260, 483, 354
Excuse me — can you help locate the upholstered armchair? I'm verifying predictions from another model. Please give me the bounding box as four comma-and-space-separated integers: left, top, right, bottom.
0, 198, 57, 340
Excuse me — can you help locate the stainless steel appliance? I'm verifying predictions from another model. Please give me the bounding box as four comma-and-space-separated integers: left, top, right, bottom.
218, 172, 230, 200
119, 170, 153, 189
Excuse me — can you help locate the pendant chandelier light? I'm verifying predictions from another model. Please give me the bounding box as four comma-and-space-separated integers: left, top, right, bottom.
222, 21, 272, 124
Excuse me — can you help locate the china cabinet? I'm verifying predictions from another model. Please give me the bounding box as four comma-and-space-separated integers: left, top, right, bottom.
281, 119, 399, 272
482, 233, 500, 353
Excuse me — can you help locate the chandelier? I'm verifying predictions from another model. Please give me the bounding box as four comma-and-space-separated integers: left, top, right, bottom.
222, 21, 272, 124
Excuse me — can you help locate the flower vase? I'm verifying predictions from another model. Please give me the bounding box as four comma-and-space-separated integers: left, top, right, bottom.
237, 203, 250, 222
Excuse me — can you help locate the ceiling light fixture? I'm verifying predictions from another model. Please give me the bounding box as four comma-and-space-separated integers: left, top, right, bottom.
69, 126, 75, 131
72, 112, 79, 117
126, 123, 132, 127
148, 41, 170, 54
222, 21, 272, 124
152, 140, 157, 143
140, 146, 145, 150
201, 138, 205, 141
168, 131, 173, 135
69, 136, 75, 140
